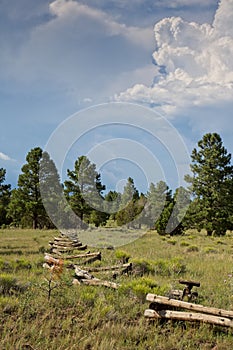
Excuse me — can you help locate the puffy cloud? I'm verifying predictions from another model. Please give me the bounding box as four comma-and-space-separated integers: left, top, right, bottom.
117, 0, 233, 116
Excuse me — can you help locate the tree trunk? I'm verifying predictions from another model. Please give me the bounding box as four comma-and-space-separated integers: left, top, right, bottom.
33, 214, 38, 229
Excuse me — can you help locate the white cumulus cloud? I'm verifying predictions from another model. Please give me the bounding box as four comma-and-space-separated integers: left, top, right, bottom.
116, 0, 233, 115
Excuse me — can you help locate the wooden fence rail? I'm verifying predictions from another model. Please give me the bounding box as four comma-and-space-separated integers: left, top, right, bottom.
145, 293, 233, 328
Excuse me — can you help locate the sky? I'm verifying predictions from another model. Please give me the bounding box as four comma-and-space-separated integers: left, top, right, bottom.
1, 0, 233, 194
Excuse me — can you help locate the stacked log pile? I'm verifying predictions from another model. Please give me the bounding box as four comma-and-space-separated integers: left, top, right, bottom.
44, 233, 132, 289
49, 235, 87, 255
144, 293, 233, 328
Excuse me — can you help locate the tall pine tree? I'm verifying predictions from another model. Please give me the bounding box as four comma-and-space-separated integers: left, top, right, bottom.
185, 133, 233, 236
39, 151, 64, 229
116, 177, 140, 227
8, 147, 46, 228
64, 156, 106, 227
0, 168, 11, 226
145, 181, 168, 229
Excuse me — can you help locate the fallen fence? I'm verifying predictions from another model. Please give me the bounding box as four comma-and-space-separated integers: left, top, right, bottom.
145, 293, 233, 328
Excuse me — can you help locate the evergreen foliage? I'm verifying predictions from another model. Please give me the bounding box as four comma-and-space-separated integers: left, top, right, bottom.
64, 156, 106, 228
116, 177, 140, 227
0, 168, 11, 227
185, 133, 233, 235
7, 147, 45, 229
2, 132, 233, 233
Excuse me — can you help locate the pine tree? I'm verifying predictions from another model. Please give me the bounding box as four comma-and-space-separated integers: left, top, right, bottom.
39, 151, 64, 228
116, 177, 140, 227
7, 147, 46, 229
104, 190, 121, 219
64, 156, 106, 228
145, 181, 168, 229
184, 133, 233, 236
0, 168, 11, 226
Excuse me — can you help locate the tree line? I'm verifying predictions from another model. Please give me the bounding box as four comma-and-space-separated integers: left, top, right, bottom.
1, 132, 233, 236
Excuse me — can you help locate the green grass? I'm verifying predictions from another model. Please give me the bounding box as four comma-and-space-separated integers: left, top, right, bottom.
1, 228, 233, 349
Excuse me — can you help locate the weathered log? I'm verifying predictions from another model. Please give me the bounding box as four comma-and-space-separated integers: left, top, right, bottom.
51, 245, 88, 255
80, 278, 119, 289
146, 294, 233, 319
75, 244, 88, 251
51, 245, 73, 252
44, 254, 61, 265
86, 263, 132, 273
167, 289, 183, 300
49, 241, 82, 248
144, 309, 233, 328
81, 254, 102, 265
54, 236, 79, 242
73, 265, 119, 289
74, 266, 94, 280
62, 251, 101, 259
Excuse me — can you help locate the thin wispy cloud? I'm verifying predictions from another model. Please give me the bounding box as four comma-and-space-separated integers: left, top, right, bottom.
0, 152, 13, 161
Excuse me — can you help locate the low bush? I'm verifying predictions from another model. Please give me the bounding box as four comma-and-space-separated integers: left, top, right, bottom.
0, 273, 18, 295
120, 277, 168, 301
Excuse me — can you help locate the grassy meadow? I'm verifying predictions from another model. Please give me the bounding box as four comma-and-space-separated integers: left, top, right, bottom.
1, 228, 233, 349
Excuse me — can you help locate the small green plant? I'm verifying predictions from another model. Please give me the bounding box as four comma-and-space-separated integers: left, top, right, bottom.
180, 241, 190, 247
14, 259, 32, 271
186, 245, 199, 252
115, 250, 131, 263
0, 295, 19, 313
203, 246, 217, 254
154, 257, 186, 276
131, 258, 154, 276
167, 239, 177, 245
0, 273, 18, 295
120, 277, 168, 301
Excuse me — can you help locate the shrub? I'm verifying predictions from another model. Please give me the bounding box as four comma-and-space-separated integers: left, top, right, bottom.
0, 295, 19, 313
203, 246, 217, 254
131, 258, 154, 276
14, 259, 32, 271
115, 250, 131, 263
180, 241, 190, 247
186, 245, 199, 252
120, 277, 168, 301
0, 273, 18, 295
154, 257, 186, 276
167, 239, 177, 245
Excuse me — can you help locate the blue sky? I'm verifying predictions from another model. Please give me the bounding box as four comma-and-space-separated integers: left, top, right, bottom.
1, 0, 233, 194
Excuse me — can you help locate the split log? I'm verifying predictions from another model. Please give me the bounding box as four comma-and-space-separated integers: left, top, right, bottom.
54, 236, 79, 242
53, 237, 70, 242
144, 309, 233, 328
146, 294, 233, 319
86, 263, 132, 273
59, 251, 101, 260
80, 279, 119, 289
73, 266, 119, 289
51, 245, 88, 255
74, 266, 94, 280
75, 244, 88, 251
82, 255, 102, 265
50, 245, 73, 252
49, 241, 83, 248
44, 254, 61, 265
